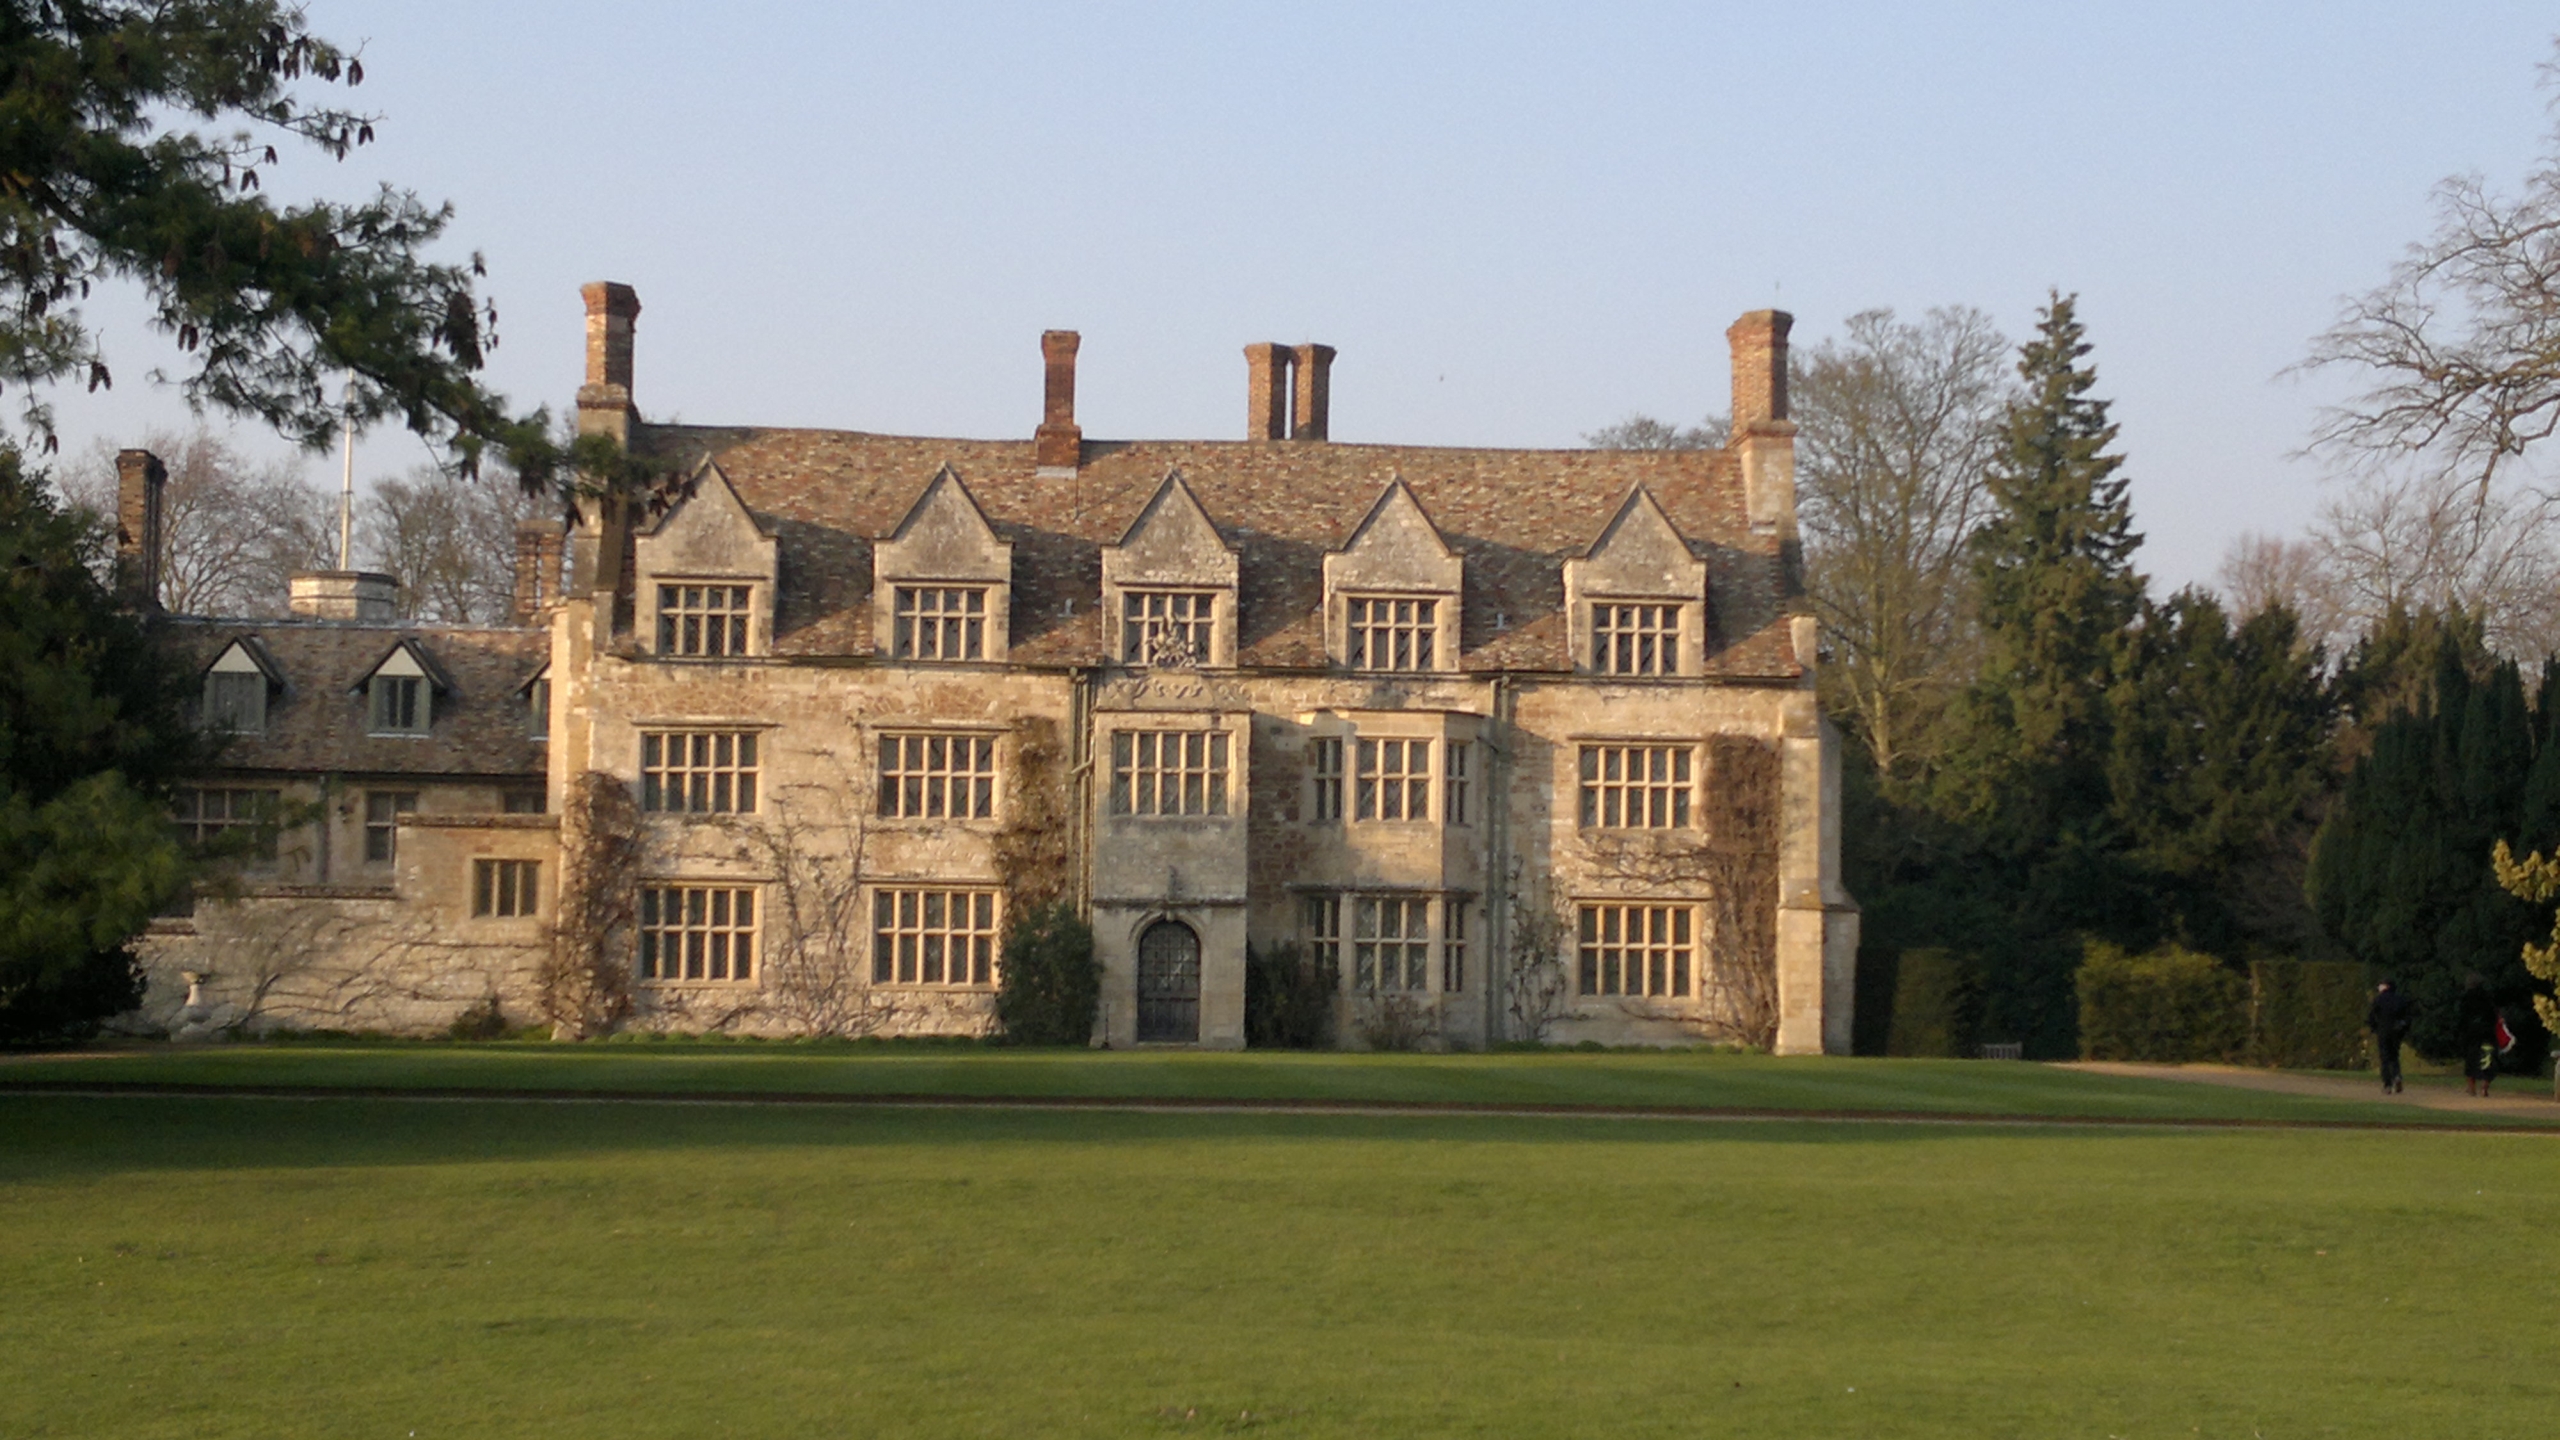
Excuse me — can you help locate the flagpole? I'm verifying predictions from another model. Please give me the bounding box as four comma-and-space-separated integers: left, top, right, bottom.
336, 378, 354, 570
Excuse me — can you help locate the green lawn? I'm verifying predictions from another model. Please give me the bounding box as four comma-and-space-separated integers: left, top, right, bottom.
3, 1092, 2554, 1438
4, 1040, 2544, 1127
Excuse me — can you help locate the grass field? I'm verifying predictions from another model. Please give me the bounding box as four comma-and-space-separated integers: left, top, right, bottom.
5, 1083, 2557, 1439
4, 1040, 2546, 1127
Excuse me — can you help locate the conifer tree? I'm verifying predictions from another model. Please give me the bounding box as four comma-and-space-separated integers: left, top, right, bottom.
1935, 293, 2144, 860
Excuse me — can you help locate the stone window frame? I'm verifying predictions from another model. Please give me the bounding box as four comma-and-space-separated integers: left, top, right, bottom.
874, 729, 1002, 822
639, 730, 762, 815
1340, 592, 1449, 673
869, 886, 1002, 990
650, 581, 757, 658
1588, 600, 1686, 677
471, 858, 541, 919
1573, 900, 1698, 999
1300, 890, 1472, 998
1109, 728, 1232, 818
363, 791, 417, 864
890, 584, 992, 662
1309, 735, 1346, 822
368, 674, 428, 737
203, 670, 267, 735
175, 786, 281, 856
1118, 588, 1219, 669
637, 882, 760, 984
1445, 741, 1473, 827
1354, 735, 1433, 822
1575, 741, 1698, 830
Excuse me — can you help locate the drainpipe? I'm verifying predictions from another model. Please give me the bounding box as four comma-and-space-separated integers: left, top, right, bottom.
1486, 674, 1513, 1042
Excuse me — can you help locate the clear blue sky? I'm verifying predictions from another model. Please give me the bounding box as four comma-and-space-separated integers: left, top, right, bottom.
49, 1, 2560, 592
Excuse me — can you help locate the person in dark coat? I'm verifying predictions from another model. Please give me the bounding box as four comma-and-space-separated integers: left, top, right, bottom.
2457, 974, 2499, 1096
2367, 980, 2413, 1094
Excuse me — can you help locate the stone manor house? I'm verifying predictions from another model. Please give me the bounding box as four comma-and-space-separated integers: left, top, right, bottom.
126, 283, 1857, 1052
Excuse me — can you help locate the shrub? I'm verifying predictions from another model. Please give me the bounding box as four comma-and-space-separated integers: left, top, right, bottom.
2248, 959, 2371, 1070
1885, 948, 1981, 1058
1353, 991, 1434, 1052
2076, 941, 2247, 1062
446, 994, 507, 1041
1245, 941, 1338, 1049
994, 901, 1099, 1046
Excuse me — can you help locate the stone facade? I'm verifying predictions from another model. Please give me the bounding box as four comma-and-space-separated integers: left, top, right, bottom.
130, 284, 1857, 1053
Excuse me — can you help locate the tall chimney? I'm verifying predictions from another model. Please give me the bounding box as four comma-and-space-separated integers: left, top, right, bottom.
1727, 309, 1792, 432
1727, 310, 1798, 534
1291, 343, 1336, 442
114, 448, 166, 609
513, 520, 567, 625
1244, 343, 1292, 440
1035, 329, 1082, 471
578, 282, 641, 447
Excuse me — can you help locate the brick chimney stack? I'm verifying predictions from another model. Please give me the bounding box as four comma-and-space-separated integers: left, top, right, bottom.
1291, 343, 1336, 442
1727, 309, 1797, 534
1034, 329, 1083, 471
1727, 309, 1792, 432
1244, 343, 1292, 440
513, 520, 567, 625
114, 447, 166, 609
577, 282, 641, 446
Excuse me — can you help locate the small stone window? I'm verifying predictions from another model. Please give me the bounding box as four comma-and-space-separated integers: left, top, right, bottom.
1310, 737, 1344, 822
638, 885, 758, 982
1577, 744, 1693, 829
1346, 596, 1436, 671
502, 790, 546, 815
894, 587, 987, 661
1592, 603, 1682, 676
1576, 903, 1694, 998
1443, 902, 1468, 994
1445, 742, 1471, 826
369, 675, 427, 736
364, 791, 417, 863
526, 677, 551, 740
1122, 591, 1214, 667
1303, 895, 1342, 975
472, 859, 540, 918
174, 787, 280, 857
641, 732, 760, 814
1355, 738, 1431, 822
877, 733, 997, 820
871, 888, 1000, 988
657, 584, 753, 657
1110, 730, 1229, 817
204, 671, 266, 735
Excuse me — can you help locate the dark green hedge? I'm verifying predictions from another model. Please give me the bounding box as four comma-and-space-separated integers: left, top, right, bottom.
2248, 959, 2370, 1070
1246, 941, 1337, 1049
994, 902, 1099, 1045
1885, 948, 1982, 1058
2076, 942, 2248, 1062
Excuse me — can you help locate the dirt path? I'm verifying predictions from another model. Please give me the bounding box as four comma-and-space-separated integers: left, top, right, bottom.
4, 1078, 2558, 1136
2061, 1061, 2560, 1120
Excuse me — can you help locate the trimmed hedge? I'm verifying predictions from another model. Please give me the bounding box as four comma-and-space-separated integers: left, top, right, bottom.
1885, 948, 1981, 1058
1246, 941, 1337, 1049
994, 902, 1099, 1045
2249, 959, 2371, 1070
2076, 942, 2247, 1062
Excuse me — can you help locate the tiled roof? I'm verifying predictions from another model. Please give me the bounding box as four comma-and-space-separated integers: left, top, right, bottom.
165, 617, 548, 779
640, 427, 1804, 679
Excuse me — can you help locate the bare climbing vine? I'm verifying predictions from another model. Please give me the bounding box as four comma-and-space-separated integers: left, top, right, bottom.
546, 770, 640, 1038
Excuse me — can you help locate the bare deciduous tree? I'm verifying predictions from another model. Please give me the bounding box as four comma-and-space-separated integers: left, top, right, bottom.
2214, 531, 2349, 655
1793, 307, 2013, 784
1582, 413, 1727, 451
2305, 467, 2560, 660
58, 428, 334, 615
359, 463, 557, 624
2303, 51, 2560, 499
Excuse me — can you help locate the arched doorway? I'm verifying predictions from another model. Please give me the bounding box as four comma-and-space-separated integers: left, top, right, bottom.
1136, 919, 1202, 1043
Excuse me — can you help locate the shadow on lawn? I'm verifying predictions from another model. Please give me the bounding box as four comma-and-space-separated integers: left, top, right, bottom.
0, 1093, 2189, 1182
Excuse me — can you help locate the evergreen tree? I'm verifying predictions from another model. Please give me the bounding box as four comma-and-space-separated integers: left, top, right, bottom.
1935, 293, 2144, 863
0, 449, 201, 1041
2310, 634, 2547, 1059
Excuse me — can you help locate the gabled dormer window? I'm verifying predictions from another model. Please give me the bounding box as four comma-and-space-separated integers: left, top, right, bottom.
1323, 479, 1463, 674
656, 584, 753, 656
1565, 486, 1707, 678
875, 467, 1013, 664
1103, 471, 1239, 670
360, 640, 446, 738
203, 639, 279, 735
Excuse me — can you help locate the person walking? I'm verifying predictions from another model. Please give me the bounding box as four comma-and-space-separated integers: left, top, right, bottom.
2457, 974, 2499, 1097
2367, 979, 2413, 1094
